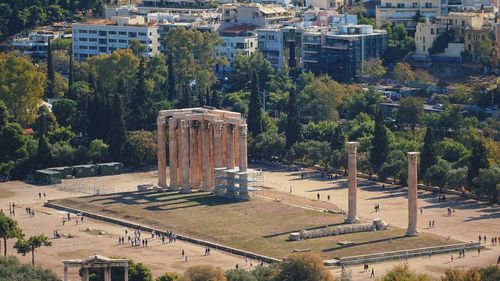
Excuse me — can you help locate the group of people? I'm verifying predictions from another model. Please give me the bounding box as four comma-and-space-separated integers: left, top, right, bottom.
363, 264, 375, 278
479, 235, 500, 245
447, 207, 455, 216
7, 202, 16, 215
52, 230, 61, 239
61, 213, 84, 226
428, 220, 436, 228
120, 227, 178, 248
25, 206, 36, 217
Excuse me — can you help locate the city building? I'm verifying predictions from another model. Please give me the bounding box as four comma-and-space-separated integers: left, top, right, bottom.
302, 0, 345, 10
376, 0, 443, 33
12, 29, 72, 58
256, 26, 303, 68
141, 0, 218, 8
229, 4, 295, 28
72, 16, 159, 60
464, 27, 492, 61
495, 22, 500, 59
302, 25, 387, 83
215, 25, 258, 74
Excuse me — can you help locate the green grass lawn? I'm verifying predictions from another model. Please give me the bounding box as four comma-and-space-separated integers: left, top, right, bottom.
55, 191, 457, 260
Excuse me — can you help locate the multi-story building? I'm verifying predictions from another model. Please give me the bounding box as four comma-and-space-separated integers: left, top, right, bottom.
376, 0, 443, 33
495, 22, 500, 60
302, 0, 345, 10
302, 25, 387, 83
216, 25, 258, 74
72, 16, 159, 60
464, 27, 492, 61
256, 26, 303, 68
12, 30, 72, 58
141, 0, 218, 8
231, 4, 294, 28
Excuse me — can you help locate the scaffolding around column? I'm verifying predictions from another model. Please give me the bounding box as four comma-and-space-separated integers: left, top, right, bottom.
214, 168, 263, 200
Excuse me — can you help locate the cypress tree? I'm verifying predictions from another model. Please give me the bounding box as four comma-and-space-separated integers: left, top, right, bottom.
467, 140, 489, 191
285, 86, 301, 148
108, 93, 127, 161
248, 71, 263, 137
130, 58, 152, 129
87, 92, 99, 141
167, 52, 176, 100
67, 44, 74, 99
37, 136, 51, 168
420, 127, 438, 179
180, 84, 192, 108
370, 110, 390, 173
330, 126, 346, 152
45, 38, 55, 98
211, 91, 221, 109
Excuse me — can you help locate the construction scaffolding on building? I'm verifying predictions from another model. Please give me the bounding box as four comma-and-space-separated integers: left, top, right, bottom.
214, 168, 263, 200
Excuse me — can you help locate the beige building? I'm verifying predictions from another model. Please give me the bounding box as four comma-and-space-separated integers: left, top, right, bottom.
464, 28, 491, 61
376, 0, 442, 32
228, 4, 294, 28
414, 21, 447, 56
437, 12, 485, 40
302, 0, 345, 10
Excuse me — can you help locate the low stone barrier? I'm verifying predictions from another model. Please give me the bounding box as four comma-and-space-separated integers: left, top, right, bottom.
44, 201, 280, 264
290, 219, 389, 241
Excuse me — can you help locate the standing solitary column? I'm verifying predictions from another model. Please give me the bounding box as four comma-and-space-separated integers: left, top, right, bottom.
406, 152, 420, 236
213, 122, 223, 168
238, 124, 249, 200
226, 124, 235, 169
157, 116, 167, 188
346, 142, 359, 224
180, 120, 190, 193
168, 118, 178, 190
201, 121, 211, 191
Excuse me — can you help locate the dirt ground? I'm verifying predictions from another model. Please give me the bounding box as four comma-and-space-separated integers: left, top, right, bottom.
1, 169, 499, 280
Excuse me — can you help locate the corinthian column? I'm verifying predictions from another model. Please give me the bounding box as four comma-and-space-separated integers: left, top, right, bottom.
226, 124, 235, 169
345, 142, 359, 224
213, 122, 223, 168
406, 152, 420, 237
201, 121, 211, 191
238, 124, 250, 200
180, 120, 190, 193
168, 118, 178, 190
157, 116, 167, 188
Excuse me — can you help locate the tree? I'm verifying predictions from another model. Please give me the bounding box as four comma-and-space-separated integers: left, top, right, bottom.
0, 256, 60, 281
225, 268, 258, 281
45, 38, 55, 98
467, 140, 489, 191
52, 99, 77, 127
183, 265, 226, 281
0, 214, 23, 257
108, 93, 127, 161
330, 126, 346, 152
272, 253, 334, 281
473, 38, 496, 67
0, 102, 28, 176
156, 272, 179, 281
248, 71, 263, 137
479, 265, 500, 281
51, 141, 75, 166
231, 51, 274, 92
14, 234, 51, 266
67, 46, 74, 98
398, 97, 424, 136
0, 53, 45, 125
129, 262, 153, 281
89, 139, 109, 163
36, 136, 51, 168
420, 127, 438, 179
129, 39, 147, 57
123, 130, 157, 166
393, 62, 415, 84
473, 166, 500, 202
379, 150, 408, 184
249, 132, 286, 160
285, 87, 301, 148
446, 167, 467, 191
424, 159, 452, 190
251, 265, 277, 281
440, 267, 482, 281
370, 110, 390, 173
129, 59, 153, 130
363, 58, 386, 81
378, 263, 431, 281
167, 52, 176, 100
301, 75, 347, 122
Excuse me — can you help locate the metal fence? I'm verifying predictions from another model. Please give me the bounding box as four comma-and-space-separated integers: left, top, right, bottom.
52, 182, 116, 195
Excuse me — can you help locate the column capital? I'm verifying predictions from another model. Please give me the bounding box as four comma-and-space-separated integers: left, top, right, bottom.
239, 124, 248, 137
168, 117, 177, 127
213, 121, 224, 131
202, 120, 211, 130
346, 142, 359, 154
407, 152, 419, 162
180, 120, 189, 129
157, 115, 165, 124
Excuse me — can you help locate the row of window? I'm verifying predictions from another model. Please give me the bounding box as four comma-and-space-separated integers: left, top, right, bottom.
77, 30, 150, 37
75, 38, 148, 45
384, 2, 433, 8
220, 42, 254, 48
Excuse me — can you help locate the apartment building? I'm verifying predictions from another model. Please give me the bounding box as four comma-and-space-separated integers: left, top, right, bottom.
72, 16, 159, 60
232, 4, 294, 28
464, 27, 492, 61
376, 0, 443, 32
302, 25, 387, 83
302, 0, 345, 10
216, 25, 258, 73
495, 22, 500, 60
256, 26, 303, 68
141, 0, 217, 8
12, 30, 72, 58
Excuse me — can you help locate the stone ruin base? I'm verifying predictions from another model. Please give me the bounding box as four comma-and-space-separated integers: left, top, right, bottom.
289, 218, 389, 241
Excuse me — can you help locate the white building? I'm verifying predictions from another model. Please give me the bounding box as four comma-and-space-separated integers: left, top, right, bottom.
12, 30, 72, 58
72, 16, 159, 60
303, 0, 344, 10
216, 25, 258, 74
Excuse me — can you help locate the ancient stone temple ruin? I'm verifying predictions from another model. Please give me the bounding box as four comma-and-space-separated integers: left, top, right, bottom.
157, 108, 261, 200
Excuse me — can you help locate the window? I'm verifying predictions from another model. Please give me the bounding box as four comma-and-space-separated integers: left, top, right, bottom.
423, 37, 425, 43
109, 39, 117, 43
468, 44, 471, 50
99, 31, 106, 36
118, 31, 127, 35
80, 45, 88, 49
250, 42, 253, 47
468, 35, 471, 40
119, 39, 127, 43
140, 40, 147, 44
79, 30, 88, 34
89, 38, 97, 42
423, 45, 426, 52
89, 46, 97, 50
386, 3, 392, 7
413, 2, 418, 7
109, 31, 117, 35
424, 2, 432, 7
99, 39, 106, 44
89, 30, 97, 34
80, 37, 88, 42
128, 32, 137, 38
99, 47, 107, 52
397, 3, 405, 8
138, 32, 147, 36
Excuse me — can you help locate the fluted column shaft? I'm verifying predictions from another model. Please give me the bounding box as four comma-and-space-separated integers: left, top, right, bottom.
157, 117, 167, 188
180, 120, 190, 193
238, 124, 248, 172
168, 118, 178, 190
202, 121, 211, 191
346, 142, 359, 224
213, 122, 223, 168
226, 124, 235, 169
406, 152, 420, 236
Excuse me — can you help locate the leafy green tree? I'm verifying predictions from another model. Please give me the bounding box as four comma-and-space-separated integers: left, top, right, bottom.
249, 132, 286, 160
301, 75, 347, 122
378, 263, 431, 281
108, 93, 127, 161
183, 265, 226, 281
370, 110, 390, 174
14, 234, 51, 266
379, 150, 408, 184
0, 256, 60, 281
129, 39, 147, 57
123, 130, 157, 166
67, 47, 74, 98
439, 138, 469, 166
424, 159, 452, 190
420, 127, 438, 178
0, 214, 23, 257
473, 38, 497, 67
363, 58, 386, 81
0, 53, 45, 125
440, 267, 482, 281
129, 262, 153, 281
156, 272, 179, 281
393, 62, 415, 84
473, 166, 500, 202
52, 99, 76, 127
34, 105, 58, 137
285, 87, 301, 148
479, 265, 500, 281
289, 141, 310, 165
129, 59, 153, 130
330, 126, 346, 152
0, 103, 27, 176
36, 136, 51, 168
89, 139, 109, 163
248, 71, 263, 137
308, 141, 332, 172
397, 97, 424, 136
231, 51, 274, 92
225, 268, 257, 281
167, 53, 176, 100
251, 265, 277, 281
272, 253, 334, 281
467, 140, 489, 191
51, 38, 71, 52
302, 121, 336, 142
51, 141, 75, 166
